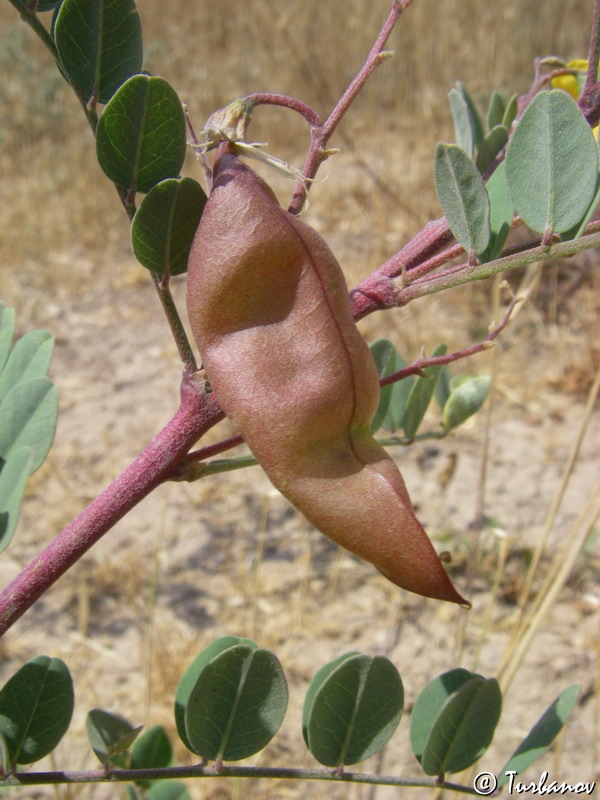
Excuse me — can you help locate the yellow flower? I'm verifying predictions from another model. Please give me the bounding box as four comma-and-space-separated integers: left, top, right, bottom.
551, 59, 598, 139
551, 59, 588, 99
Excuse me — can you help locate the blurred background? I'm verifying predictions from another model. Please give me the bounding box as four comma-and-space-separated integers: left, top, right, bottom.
0, 1, 598, 798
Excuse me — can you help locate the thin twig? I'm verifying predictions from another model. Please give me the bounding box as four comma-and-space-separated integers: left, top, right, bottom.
244, 93, 322, 129
0, 764, 479, 794
6, 0, 58, 63
153, 274, 197, 373
395, 230, 600, 305
379, 295, 520, 387
288, 0, 414, 213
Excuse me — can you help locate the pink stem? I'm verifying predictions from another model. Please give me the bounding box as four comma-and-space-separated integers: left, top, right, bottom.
0, 373, 224, 636
349, 218, 455, 318
288, 0, 414, 214
579, 0, 600, 126
243, 93, 322, 129
0, 0, 418, 638
380, 298, 518, 386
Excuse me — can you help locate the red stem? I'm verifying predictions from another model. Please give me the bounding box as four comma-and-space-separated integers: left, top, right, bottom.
243, 93, 322, 129
288, 0, 413, 214
6, 0, 597, 636
380, 297, 518, 386
579, 0, 600, 126
0, 0, 419, 639
349, 218, 456, 318
0, 373, 223, 636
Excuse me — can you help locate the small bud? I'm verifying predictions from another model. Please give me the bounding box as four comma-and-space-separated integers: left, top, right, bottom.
540, 56, 568, 68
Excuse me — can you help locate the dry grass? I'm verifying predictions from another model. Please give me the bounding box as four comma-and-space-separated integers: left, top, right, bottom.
0, 1, 599, 799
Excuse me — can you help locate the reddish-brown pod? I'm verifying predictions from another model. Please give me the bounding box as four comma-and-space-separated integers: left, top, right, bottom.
187, 152, 468, 605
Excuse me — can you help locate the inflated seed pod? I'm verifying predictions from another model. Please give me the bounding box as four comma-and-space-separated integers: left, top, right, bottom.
187, 152, 467, 605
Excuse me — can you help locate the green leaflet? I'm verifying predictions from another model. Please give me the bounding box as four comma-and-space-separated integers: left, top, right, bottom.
0, 656, 74, 765
486, 90, 506, 130
183, 645, 288, 762
0, 329, 53, 403
505, 90, 598, 235
96, 75, 186, 194
54, 0, 143, 104
443, 375, 491, 432
498, 685, 580, 788
176, 637, 287, 762
0, 447, 34, 553
403, 343, 447, 440
131, 178, 207, 275
130, 725, 173, 772
480, 160, 514, 263
0, 304, 15, 373
0, 377, 58, 474
411, 669, 502, 776
476, 125, 508, 174
303, 653, 404, 768
86, 709, 143, 764
435, 144, 491, 256
174, 636, 257, 753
